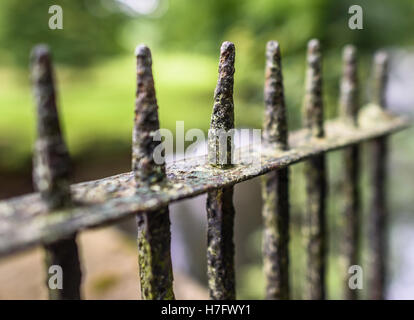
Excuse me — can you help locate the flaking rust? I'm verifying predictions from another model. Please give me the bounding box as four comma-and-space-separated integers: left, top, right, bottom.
302, 39, 327, 300
261, 41, 290, 300
133, 45, 174, 300
31, 45, 81, 300
207, 41, 236, 300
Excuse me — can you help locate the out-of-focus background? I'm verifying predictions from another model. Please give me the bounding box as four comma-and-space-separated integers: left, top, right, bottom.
0, 0, 414, 299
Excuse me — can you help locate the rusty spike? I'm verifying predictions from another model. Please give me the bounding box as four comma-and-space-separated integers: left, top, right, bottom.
206, 41, 236, 300
30, 45, 82, 300
303, 39, 324, 138
132, 44, 175, 300
132, 45, 166, 185
261, 40, 290, 300
340, 45, 359, 126
208, 41, 235, 167
302, 39, 327, 300
31, 44, 71, 209
263, 40, 288, 149
372, 51, 389, 109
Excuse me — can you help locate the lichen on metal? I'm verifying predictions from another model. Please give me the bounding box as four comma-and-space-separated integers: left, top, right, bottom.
206, 41, 236, 300
132, 44, 175, 300
302, 39, 327, 300
31, 45, 81, 300
261, 40, 290, 300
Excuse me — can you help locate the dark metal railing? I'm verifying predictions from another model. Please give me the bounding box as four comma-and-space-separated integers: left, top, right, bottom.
0, 39, 411, 300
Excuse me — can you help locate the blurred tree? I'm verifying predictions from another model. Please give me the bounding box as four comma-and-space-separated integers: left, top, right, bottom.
0, 0, 126, 66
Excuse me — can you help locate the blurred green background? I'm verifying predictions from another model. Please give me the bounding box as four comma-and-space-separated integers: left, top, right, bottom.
0, 0, 413, 299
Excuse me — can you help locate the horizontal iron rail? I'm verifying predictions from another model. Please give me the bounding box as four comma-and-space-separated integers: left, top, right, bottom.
0, 113, 410, 258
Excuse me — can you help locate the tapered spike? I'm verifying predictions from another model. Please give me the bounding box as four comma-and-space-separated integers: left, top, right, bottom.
30, 45, 82, 300
263, 41, 288, 149
208, 41, 235, 167
340, 45, 359, 126
302, 39, 327, 300
262, 41, 290, 300
31, 44, 71, 209
132, 44, 165, 185
372, 51, 389, 109
206, 41, 236, 300
303, 39, 324, 138
132, 44, 175, 300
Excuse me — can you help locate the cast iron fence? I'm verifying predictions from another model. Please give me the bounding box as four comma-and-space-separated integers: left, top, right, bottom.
0, 39, 411, 300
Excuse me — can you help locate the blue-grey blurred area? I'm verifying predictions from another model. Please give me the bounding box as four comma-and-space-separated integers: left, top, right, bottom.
0, 0, 414, 299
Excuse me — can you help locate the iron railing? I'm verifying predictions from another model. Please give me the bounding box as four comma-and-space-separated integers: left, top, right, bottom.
0, 39, 411, 300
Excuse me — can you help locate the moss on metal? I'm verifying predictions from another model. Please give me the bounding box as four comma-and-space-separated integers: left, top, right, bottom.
302, 39, 327, 300
261, 41, 290, 300
31, 45, 81, 300
132, 45, 175, 300
206, 41, 236, 300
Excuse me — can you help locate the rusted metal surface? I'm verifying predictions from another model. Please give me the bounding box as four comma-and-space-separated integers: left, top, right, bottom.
0, 115, 409, 258
31, 45, 81, 300
206, 42, 236, 300
133, 45, 175, 300
340, 45, 361, 300
261, 41, 290, 300
303, 39, 327, 300
369, 52, 390, 300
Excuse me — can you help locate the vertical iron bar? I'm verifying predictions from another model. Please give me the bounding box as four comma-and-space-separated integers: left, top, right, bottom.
207, 41, 236, 300
31, 45, 82, 300
369, 52, 389, 300
261, 41, 290, 300
303, 39, 327, 300
340, 45, 361, 300
133, 45, 175, 300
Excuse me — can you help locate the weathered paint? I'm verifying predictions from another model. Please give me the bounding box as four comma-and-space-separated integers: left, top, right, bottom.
261, 41, 290, 300
339, 45, 361, 300
31, 45, 81, 300
206, 41, 236, 300
133, 45, 175, 300
303, 39, 327, 300
368, 51, 389, 300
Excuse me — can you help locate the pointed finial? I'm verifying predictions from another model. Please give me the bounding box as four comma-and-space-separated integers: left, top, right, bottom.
303, 39, 324, 138
263, 40, 288, 149
208, 41, 235, 167
339, 45, 359, 126
31, 44, 71, 209
132, 44, 165, 185
371, 51, 389, 109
